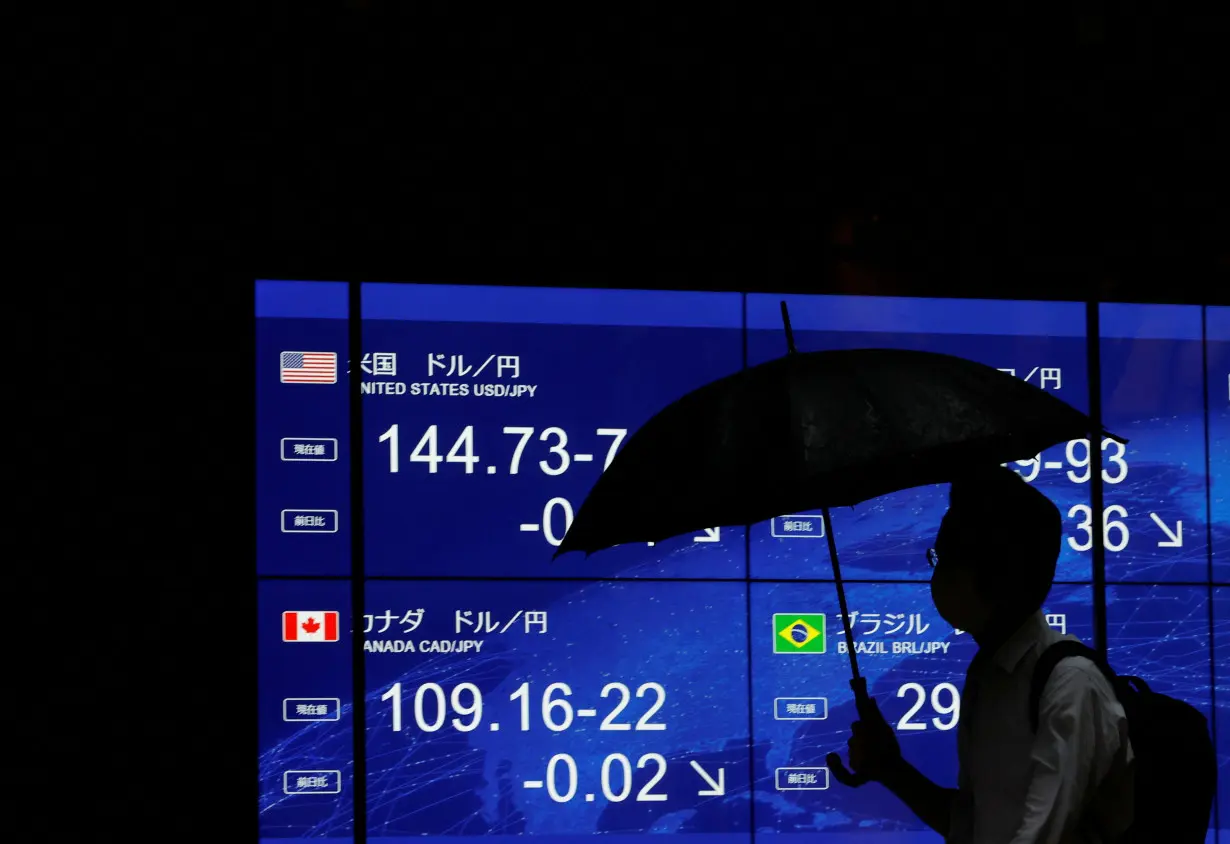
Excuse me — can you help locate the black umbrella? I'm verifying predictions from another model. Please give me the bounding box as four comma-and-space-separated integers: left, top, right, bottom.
554, 302, 1124, 700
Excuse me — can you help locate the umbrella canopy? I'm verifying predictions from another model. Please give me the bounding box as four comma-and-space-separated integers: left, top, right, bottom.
554, 347, 1123, 558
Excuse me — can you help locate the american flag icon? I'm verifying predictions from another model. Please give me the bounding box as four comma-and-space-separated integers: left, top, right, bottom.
280, 351, 338, 384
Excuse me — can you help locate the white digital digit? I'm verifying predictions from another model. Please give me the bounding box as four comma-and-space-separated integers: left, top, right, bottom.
414, 683, 447, 732
634, 682, 667, 731
1064, 437, 1129, 485
1068, 504, 1093, 551
1104, 505, 1130, 552
897, 682, 961, 731
1067, 504, 1130, 553
409, 425, 443, 473
542, 682, 574, 731
538, 427, 571, 476
1102, 438, 1129, 484
503, 427, 534, 474
601, 753, 633, 802
597, 428, 628, 471
1014, 455, 1041, 482
541, 497, 574, 547
1065, 438, 1091, 483
636, 753, 669, 802
546, 754, 578, 803
381, 682, 402, 732
599, 682, 632, 731
931, 683, 961, 730
378, 424, 399, 473
510, 682, 531, 731
450, 683, 483, 732
445, 426, 480, 473
896, 683, 928, 730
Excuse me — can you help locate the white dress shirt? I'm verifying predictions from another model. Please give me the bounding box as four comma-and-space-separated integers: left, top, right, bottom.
947, 610, 1134, 844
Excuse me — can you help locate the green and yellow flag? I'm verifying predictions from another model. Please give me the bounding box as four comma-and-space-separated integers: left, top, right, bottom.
773, 613, 826, 654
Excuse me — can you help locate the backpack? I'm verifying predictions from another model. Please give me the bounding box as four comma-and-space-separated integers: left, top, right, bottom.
1029, 640, 1216, 843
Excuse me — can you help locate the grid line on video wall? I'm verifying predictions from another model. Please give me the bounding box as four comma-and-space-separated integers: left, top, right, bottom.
256, 281, 1229, 844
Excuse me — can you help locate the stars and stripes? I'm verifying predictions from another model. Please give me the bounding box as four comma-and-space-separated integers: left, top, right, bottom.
280, 351, 337, 384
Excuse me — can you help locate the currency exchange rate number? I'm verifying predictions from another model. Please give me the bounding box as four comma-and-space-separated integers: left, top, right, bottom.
381, 681, 708, 805
376, 424, 718, 548
1008, 437, 1173, 554
377, 424, 627, 476
380, 680, 665, 733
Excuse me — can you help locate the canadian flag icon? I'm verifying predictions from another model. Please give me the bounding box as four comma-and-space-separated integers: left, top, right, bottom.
283, 611, 340, 642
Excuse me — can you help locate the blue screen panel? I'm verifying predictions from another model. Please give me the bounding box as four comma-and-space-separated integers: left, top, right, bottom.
1107, 580, 1216, 837
1210, 307, 1230, 585
1106, 583, 1214, 723
258, 579, 355, 842
256, 280, 352, 576
748, 581, 1093, 839
1214, 586, 1228, 843
1099, 304, 1211, 582
746, 294, 1091, 582
362, 579, 751, 842
360, 283, 746, 579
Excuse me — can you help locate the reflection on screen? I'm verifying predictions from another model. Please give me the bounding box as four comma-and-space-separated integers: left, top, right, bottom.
256, 281, 1227, 843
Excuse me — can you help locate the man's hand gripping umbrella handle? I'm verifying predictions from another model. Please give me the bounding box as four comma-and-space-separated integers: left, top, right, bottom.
827, 677, 873, 788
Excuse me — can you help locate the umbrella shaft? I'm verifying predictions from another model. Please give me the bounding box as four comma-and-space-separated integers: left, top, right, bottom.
822, 507, 861, 681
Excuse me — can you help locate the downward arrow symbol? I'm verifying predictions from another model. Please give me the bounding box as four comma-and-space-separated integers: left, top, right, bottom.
693, 527, 721, 543
690, 761, 725, 796
1149, 512, 1183, 547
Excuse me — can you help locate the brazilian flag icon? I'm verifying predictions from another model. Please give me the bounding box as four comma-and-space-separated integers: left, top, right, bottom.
773, 613, 826, 654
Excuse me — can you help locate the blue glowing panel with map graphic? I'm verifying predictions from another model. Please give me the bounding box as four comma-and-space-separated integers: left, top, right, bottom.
1210, 307, 1230, 585
1105, 584, 1213, 721
1100, 304, 1210, 582
745, 295, 1092, 582
1106, 583, 1216, 838
256, 280, 352, 576
749, 582, 1093, 840
259, 579, 355, 844
1213, 586, 1228, 843
360, 283, 746, 580
361, 579, 751, 843
255, 283, 1229, 843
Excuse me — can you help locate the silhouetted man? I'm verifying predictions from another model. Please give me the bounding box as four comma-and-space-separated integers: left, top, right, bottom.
831, 466, 1134, 842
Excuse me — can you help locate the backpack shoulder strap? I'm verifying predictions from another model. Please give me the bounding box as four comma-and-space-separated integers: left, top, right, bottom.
1028, 639, 1104, 733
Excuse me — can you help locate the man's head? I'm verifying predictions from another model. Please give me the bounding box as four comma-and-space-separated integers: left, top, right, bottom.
928, 465, 1062, 637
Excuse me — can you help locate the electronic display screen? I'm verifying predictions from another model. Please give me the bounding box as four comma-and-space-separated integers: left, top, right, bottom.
363, 579, 749, 841
256, 281, 1227, 843
1100, 304, 1210, 582
1215, 586, 1228, 842
360, 283, 746, 580
1210, 307, 1230, 584
256, 281, 351, 577
258, 579, 355, 840
749, 583, 1092, 839
1105, 583, 1213, 722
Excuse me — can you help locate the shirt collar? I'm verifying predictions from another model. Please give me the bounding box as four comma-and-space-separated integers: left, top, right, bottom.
990, 610, 1051, 673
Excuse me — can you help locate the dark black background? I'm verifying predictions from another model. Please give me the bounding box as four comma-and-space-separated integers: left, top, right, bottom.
15, 0, 1226, 834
